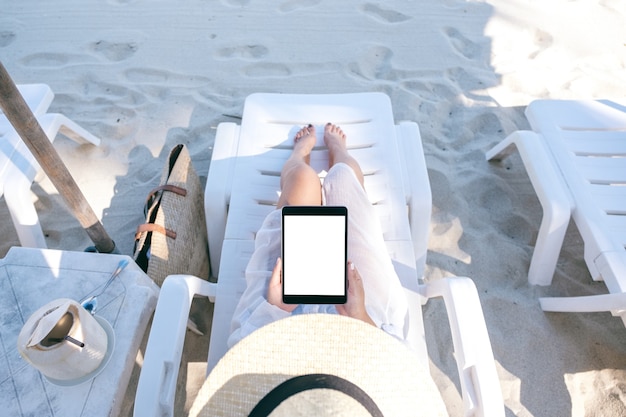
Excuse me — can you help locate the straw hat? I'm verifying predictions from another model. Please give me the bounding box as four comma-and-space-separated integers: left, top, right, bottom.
190, 314, 447, 417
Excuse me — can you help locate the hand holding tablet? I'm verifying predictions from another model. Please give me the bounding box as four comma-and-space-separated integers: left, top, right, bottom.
281, 206, 348, 304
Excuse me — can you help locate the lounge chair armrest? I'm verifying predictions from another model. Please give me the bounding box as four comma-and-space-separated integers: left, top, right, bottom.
205, 122, 240, 276
422, 277, 504, 417
396, 121, 432, 278
134, 275, 216, 417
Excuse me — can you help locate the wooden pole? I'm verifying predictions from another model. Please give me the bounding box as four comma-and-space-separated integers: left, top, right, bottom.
0, 62, 116, 253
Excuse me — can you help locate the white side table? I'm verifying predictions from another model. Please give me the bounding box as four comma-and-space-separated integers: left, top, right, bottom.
0, 247, 159, 417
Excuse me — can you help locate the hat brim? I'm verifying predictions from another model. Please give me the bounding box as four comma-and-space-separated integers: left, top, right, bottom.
190, 314, 446, 416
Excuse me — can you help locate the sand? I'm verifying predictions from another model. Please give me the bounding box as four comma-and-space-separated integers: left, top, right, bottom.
2, 0, 626, 415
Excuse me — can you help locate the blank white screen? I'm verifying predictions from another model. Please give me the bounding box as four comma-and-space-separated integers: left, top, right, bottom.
283, 215, 346, 296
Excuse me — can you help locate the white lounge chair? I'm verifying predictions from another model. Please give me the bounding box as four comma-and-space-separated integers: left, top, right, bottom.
486, 99, 626, 324
0, 84, 100, 248
135, 93, 504, 417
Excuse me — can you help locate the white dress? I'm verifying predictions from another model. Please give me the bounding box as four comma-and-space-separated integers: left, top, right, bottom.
227, 163, 409, 347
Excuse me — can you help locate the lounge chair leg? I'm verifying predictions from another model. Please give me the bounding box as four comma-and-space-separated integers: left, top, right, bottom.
540, 292, 626, 315
487, 131, 573, 286
39, 113, 101, 146
4, 175, 47, 248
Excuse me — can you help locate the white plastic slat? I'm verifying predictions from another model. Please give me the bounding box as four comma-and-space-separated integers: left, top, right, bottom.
588, 184, 626, 215
528, 99, 626, 132
606, 216, 626, 235
574, 156, 626, 184
561, 130, 626, 156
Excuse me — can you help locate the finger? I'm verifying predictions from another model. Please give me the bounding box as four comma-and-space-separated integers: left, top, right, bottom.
348, 262, 363, 288
347, 262, 354, 288
351, 262, 361, 280
270, 257, 282, 285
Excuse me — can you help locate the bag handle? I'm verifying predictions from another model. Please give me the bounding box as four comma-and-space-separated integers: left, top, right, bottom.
150, 184, 187, 198
135, 223, 177, 240
143, 184, 187, 216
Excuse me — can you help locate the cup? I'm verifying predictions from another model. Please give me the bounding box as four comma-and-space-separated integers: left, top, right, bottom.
17, 298, 108, 382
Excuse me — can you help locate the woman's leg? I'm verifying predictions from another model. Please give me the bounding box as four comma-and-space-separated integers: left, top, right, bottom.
323, 123, 364, 187
322, 123, 408, 340
230, 125, 322, 346
277, 124, 322, 208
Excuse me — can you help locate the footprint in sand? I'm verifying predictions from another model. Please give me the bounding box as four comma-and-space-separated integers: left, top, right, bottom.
360, 3, 411, 24
91, 40, 138, 62
347, 45, 395, 81
278, 0, 322, 13
125, 68, 171, 84
220, 0, 252, 6
528, 28, 553, 59
243, 63, 291, 78
443, 27, 480, 60
21, 53, 73, 68
215, 44, 269, 60
0, 31, 16, 47
466, 112, 504, 139
446, 67, 490, 92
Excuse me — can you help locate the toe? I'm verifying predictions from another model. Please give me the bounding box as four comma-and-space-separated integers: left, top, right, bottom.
294, 124, 316, 145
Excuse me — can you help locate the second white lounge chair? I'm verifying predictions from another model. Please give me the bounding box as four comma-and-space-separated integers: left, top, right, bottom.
0, 84, 100, 248
135, 93, 504, 416
487, 99, 626, 325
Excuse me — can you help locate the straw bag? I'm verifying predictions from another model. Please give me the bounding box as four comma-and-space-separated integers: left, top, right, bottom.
133, 144, 210, 286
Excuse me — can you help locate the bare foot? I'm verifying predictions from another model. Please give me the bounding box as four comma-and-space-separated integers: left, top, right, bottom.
324, 123, 365, 186
323, 123, 346, 147
293, 124, 316, 164
324, 123, 347, 167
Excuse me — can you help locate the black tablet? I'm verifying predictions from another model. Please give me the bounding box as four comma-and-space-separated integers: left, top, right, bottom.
281, 206, 348, 304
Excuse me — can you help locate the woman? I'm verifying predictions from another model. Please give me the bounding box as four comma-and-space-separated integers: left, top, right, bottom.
228, 123, 409, 347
